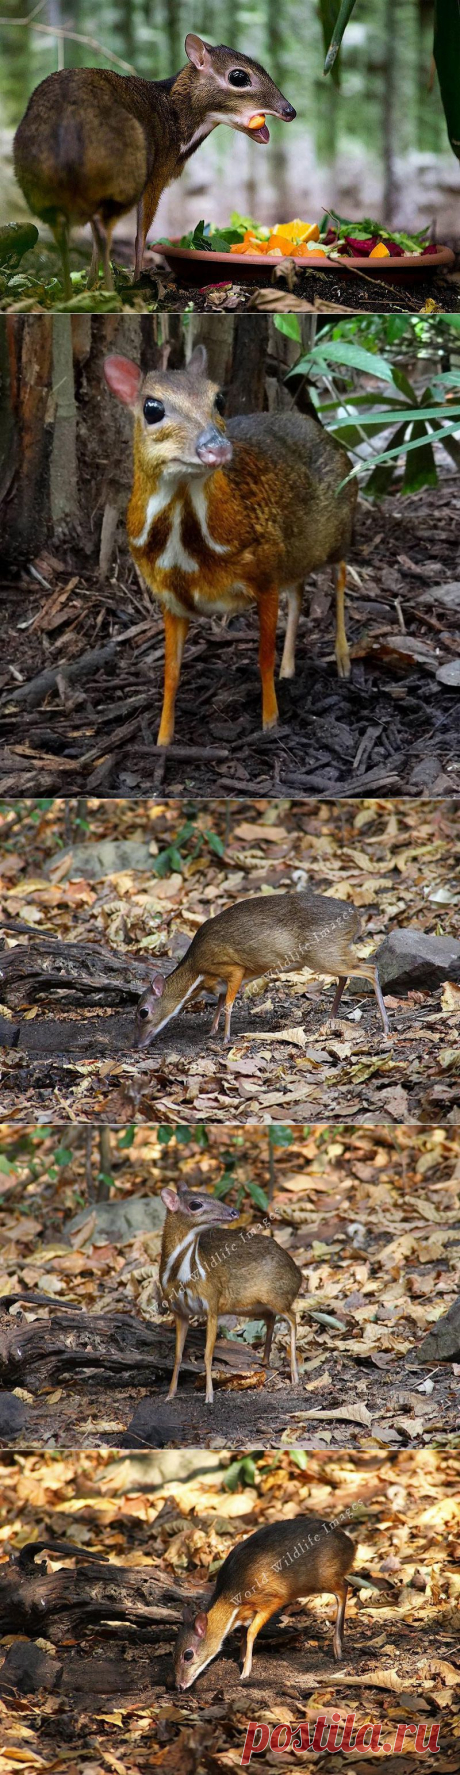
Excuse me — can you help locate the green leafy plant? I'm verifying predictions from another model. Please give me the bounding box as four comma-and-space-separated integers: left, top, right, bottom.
153, 820, 225, 877
280, 330, 460, 494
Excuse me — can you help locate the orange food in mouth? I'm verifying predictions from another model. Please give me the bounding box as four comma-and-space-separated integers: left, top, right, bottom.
248, 113, 266, 129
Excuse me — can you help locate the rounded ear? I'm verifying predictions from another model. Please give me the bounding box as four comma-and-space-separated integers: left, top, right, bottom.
194, 1612, 208, 1637
149, 971, 165, 999
185, 33, 212, 71
161, 1188, 181, 1212
104, 355, 142, 408
188, 344, 208, 379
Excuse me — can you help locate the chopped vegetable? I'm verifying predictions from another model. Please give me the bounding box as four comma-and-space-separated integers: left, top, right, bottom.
248, 113, 266, 129
157, 208, 441, 261
369, 242, 391, 258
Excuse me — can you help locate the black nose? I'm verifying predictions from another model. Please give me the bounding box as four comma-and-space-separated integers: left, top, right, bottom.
281, 102, 296, 120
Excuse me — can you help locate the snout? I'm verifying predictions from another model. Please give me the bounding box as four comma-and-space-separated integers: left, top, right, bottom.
196, 424, 233, 468
280, 100, 296, 120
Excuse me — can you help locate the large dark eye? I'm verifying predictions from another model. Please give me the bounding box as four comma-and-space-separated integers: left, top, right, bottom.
228, 68, 251, 87
143, 397, 165, 425
183, 1649, 195, 1663
188, 1199, 203, 1213
138, 1005, 150, 1020
214, 391, 225, 415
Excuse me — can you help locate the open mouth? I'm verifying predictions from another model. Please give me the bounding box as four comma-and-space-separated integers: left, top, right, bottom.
245, 113, 270, 144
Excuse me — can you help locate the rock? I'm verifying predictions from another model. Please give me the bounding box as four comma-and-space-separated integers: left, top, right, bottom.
46, 839, 157, 880
0, 1017, 20, 1048
0, 1392, 29, 1440
111, 1396, 186, 1448
0, 1640, 62, 1695
436, 659, 460, 687
416, 1295, 460, 1362
376, 927, 460, 994
67, 1195, 165, 1245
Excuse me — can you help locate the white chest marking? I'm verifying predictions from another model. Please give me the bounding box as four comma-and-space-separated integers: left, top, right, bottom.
162, 1227, 198, 1290
158, 502, 198, 573
189, 481, 230, 554
180, 121, 215, 155
132, 474, 173, 547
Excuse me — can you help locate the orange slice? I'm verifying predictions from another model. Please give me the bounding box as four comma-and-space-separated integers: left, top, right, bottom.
247, 113, 266, 129
369, 242, 390, 258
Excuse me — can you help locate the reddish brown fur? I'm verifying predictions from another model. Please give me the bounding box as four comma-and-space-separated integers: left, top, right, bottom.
174, 1515, 355, 1687
105, 346, 357, 743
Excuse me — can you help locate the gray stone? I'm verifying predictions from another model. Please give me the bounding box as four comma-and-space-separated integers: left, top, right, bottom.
46, 839, 156, 880
0, 1391, 29, 1439
436, 659, 460, 686
376, 927, 460, 994
420, 581, 460, 610
67, 1195, 165, 1245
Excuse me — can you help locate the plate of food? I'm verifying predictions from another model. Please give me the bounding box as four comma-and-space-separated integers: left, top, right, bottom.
154, 210, 455, 282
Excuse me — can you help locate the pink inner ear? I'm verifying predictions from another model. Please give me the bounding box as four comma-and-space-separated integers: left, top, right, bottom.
104, 354, 142, 406
161, 1188, 180, 1212
150, 972, 165, 999
195, 1613, 207, 1637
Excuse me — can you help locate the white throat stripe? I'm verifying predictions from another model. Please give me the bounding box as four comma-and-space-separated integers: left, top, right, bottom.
189, 481, 230, 554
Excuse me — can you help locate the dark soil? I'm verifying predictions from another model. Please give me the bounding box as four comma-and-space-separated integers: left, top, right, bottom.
1, 482, 459, 799
0, 1299, 457, 1452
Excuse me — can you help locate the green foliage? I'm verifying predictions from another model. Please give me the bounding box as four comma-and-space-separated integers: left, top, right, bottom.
153, 819, 225, 877
286, 329, 460, 496
223, 1454, 259, 1490
269, 1126, 294, 1149
157, 1125, 209, 1147
274, 315, 302, 342
322, 0, 358, 74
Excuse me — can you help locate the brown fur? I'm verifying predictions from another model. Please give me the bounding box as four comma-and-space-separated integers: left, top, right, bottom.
174, 1515, 355, 1687
135, 888, 389, 1047
159, 1184, 301, 1404
105, 346, 357, 742
14, 38, 294, 293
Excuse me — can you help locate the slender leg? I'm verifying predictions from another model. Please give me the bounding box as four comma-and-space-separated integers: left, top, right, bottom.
168, 1313, 189, 1399
134, 198, 145, 282
333, 1581, 348, 1660
330, 975, 347, 1018
90, 216, 115, 292
241, 1605, 276, 1680
287, 1310, 299, 1385
263, 1313, 275, 1368
334, 561, 350, 680
257, 587, 279, 729
52, 217, 71, 300
157, 611, 189, 746
209, 991, 225, 1038
88, 222, 101, 289
223, 966, 245, 1044
204, 1305, 218, 1405
369, 964, 390, 1037
279, 584, 303, 680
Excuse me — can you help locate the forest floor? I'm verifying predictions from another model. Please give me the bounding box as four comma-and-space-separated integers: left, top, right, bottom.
0, 1122, 459, 1451
3, 235, 460, 316
0, 1448, 459, 1772
1, 799, 460, 1124
1, 482, 460, 800
0, 798, 459, 1123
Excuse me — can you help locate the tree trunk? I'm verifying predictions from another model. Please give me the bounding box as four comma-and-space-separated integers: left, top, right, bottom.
226, 316, 269, 415
0, 316, 53, 561
50, 316, 80, 535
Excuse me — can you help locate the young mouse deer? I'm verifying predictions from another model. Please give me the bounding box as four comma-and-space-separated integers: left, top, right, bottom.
14, 35, 295, 295
159, 1184, 301, 1404
104, 345, 357, 743
174, 1515, 355, 1687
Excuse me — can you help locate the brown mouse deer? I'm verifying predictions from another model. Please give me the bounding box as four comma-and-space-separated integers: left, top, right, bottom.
159, 1184, 301, 1404
104, 344, 356, 744
14, 35, 295, 294
174, 1514, 355, 1686
135, 889, 390, 1048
